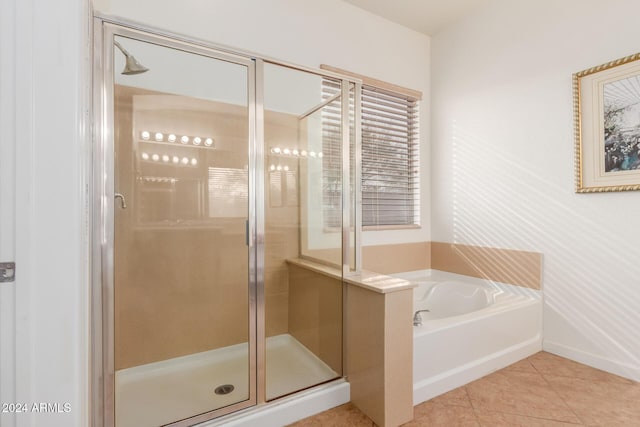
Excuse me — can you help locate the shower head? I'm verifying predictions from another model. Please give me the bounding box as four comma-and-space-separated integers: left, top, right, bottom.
113, 40, 149, 75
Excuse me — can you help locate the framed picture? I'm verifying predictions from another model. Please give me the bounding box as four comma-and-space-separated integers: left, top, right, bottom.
574, 52, 640, 192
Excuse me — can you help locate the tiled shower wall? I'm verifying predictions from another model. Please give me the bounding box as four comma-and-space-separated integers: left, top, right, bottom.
114, 86, 301, 369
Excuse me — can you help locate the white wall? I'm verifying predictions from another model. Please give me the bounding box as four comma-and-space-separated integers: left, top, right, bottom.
95, 0, 432, 246
431, 0, 640, 380
1, 0, 90, 427
0, 0, 17, 423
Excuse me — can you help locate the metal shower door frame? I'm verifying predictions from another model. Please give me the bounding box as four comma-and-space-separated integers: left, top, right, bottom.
92, 20, 259, 427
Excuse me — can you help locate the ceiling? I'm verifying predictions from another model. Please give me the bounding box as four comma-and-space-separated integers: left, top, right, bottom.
343, 0, 493, 35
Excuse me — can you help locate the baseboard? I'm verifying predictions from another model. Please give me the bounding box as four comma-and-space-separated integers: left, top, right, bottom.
543, 340, 640, 382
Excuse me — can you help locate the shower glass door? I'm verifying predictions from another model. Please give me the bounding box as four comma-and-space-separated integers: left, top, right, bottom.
105, 29, 256, 427
263, 63, 351, 400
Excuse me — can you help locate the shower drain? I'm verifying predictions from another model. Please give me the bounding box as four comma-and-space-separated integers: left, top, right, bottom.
214, 384, 235, 395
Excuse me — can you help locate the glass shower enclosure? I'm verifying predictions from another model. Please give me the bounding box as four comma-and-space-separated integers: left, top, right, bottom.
93, 20, 359, 427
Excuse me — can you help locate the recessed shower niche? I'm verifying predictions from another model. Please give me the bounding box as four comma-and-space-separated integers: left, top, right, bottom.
94, 20, 359, 427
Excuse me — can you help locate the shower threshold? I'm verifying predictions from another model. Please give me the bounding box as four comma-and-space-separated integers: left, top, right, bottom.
115, 334, 338, 427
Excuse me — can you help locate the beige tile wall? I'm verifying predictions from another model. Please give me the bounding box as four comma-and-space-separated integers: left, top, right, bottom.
362, 241, 431, 274
383, 289, 414, 426
114, 87, 300, 369
346, 285, 385, 423
264, 110, 303, 338
431, 241, 542, 290
287, 264, 343, 375
360, 241, 541, 290
346, 284, 414, 427
114, 86, 252, 369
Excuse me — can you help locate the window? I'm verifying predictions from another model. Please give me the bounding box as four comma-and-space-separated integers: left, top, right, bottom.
321, 73, 420, 228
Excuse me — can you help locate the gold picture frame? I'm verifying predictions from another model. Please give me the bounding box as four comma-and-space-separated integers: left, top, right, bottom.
574, 52, 640, 192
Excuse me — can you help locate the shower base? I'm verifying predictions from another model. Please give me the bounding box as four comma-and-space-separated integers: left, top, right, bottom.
115, 334, 339, 427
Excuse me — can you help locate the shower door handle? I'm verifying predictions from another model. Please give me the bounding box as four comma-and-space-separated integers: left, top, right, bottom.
115, 193, 127, 209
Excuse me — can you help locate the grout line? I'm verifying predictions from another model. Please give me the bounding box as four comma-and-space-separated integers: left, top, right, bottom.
464, 386, 484, 426
527, 356, 586, 425
538, 375, 587, 425
465, 385, 478, 411
527, 355, 545, 377
467, 357, 585, 425
479, 408, 585, 425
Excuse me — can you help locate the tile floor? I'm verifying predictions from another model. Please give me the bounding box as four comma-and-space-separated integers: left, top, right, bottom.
287, 352, 640, 426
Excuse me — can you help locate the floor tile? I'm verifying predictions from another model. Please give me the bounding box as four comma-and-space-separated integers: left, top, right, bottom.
289, 353, 639, 427
474, 408, 584, 426
501, 357, 539, 374
545, 375, 640, 426
465, 370, 581, 423
286, 403, 373, 427
528, 352, 634, 384
429, 386, 472, 408
403, 401, 479, 426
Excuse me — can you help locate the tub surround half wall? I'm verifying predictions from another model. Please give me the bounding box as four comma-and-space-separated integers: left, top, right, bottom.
347, 285, 413, 427
286, 258, 416, 427
286, 258, 416, 294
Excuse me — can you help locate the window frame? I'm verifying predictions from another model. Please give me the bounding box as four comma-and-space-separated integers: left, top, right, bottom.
320, 69, 421, 230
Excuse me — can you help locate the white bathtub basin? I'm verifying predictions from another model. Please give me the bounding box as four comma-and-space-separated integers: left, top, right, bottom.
392, 269, 542, 405
414, 280, 495, 320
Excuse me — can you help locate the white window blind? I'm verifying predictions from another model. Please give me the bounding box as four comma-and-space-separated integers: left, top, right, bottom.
322, 79, 420, 227
319, 85, 343, 228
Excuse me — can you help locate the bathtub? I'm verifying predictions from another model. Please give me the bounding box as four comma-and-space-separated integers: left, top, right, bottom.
391, 269, 542, 405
